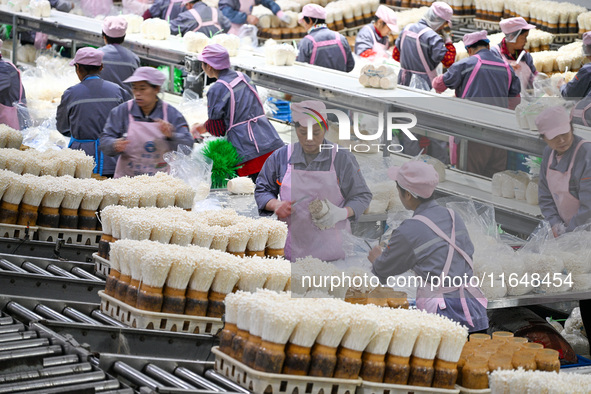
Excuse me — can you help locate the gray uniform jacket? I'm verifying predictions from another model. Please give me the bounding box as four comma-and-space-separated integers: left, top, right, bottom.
99, 44, 141, 97
297, 26, 355, 73
355, 24, 388, 55
170, 2, 231, 36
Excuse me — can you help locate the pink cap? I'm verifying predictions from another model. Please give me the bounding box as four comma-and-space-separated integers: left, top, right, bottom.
463, 30, 489, 47
583, 32, 591, 46
499, 17, 535, 35
375, 5, 398, 33
388, 161, 439, 199
535, 106, 571, 140
431, 1, 453, 23
103, 16, 128, 38
197, 44, 231, 70
69, 47, 104, 66
292, 100, 327, 126
298, 4, 327, 24
123, 66, 167, 86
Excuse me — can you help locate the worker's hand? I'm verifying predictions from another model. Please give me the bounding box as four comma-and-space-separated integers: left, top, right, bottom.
552, 223, 566, 238
158, 119, 174, 138
246, 15, 259, 25
114, 138, 129, 153
432, 74, 447, 94
510, 62, 521, 71
442, 31, 452, 44
368, 245, 383, 264
556, 77, 566, 88
190, 123, 207, 138
274, 200, 292, 219
277, 11, 291, 24
313, 200, 348, 230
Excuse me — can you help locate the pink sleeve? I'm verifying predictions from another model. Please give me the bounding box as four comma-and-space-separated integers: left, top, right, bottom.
432, 74, 447, 94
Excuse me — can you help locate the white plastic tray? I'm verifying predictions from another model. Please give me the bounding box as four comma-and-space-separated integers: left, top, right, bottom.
457, 386, 491, 394
37, 226, 102, 246
93, 253, 110, 278
0, 223, 38, 239
99, 290, 223, 334
212, 346, 362, 394
358, 380, 460, 394
553, 33, 580, 44
473, 18, 501, 31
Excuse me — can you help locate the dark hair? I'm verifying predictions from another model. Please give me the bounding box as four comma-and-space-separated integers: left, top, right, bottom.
304, 16, 326, 25
466, 40, 490, 49
396, 182, 433, 203
102, 32, 125, 45
77, 64, 101, 74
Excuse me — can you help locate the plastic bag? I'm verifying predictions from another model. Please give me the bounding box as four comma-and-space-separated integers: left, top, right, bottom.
409, 73, 431, 91
238, 24, 258, 48
20, 117, 67, 152
163, 145, 212, 203
15, 102, 32, 130
520, 220, 554, 254
178, 93, 209, 127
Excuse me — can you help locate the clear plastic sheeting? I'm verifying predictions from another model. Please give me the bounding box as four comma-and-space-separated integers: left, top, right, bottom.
163, 145, 212, 205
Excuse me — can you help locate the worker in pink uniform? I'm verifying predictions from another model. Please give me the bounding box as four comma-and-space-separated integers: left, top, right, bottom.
369, 161, 488, 332
255, 100, 372, 262
101, 67, 194, 178
0, 39, 29, 130
355, 5, 398, 58
491, 17, 537, 93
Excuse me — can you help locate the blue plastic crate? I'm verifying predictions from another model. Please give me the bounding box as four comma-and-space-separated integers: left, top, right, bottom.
561, 354, 591, 369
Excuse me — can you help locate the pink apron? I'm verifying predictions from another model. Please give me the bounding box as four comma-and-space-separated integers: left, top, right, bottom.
460, 53, 512, 99
305, 32, 347, 66
228, 0, 254, 36
80, 0, 113, 17
399, 27, 438, 85
216, 72, 264, 154
413, 208, 487, 328
165, 0, 183, 21
495, 44, 533, 93
189, 8, 221, 32
113, 100, 170, 178
279, 144, 351, 262
369, 26, 388, 57
546, 140, 590, 226
0, 61, 23, 130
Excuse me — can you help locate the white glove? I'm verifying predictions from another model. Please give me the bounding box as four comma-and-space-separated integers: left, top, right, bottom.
442, 31, 452, 44
278, 11, 292, 24
313, 199, 348, 230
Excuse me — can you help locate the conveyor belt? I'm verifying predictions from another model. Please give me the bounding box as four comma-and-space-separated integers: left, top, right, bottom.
0, 237, 96, 262
0, 253, 104, 303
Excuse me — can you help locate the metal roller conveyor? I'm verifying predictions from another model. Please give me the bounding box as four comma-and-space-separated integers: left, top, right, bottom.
0, 317, 13, 326
46, 265, 79, 279
0, 240, 95, 263
20, 380, 126, 394
89, 310, 127, 328
6, 302, 43, 323
0, 324, 25, 334
0, 370, 106, 393
0, 260, 27, 274
144, 364, 197, 390
0, 362, 92, 383
42, 355, 80, 368
174, 367, 226, 392
113, 361, 162, 391
0, 345, 63, 363
33, 305, 75, 323
21, 263, 55, 277
71, 267, 101, 281
0, 331, 37, 343
0, 338, 49, 352
204, 370, 250, 394
61, 307, 103, 326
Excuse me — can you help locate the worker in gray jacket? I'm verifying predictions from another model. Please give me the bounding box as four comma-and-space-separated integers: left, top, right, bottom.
355, 5, 397, 58
369, 161, 488, 332
0, 39, 29, 130
296, 4, 355, 73
219, 0, 290, 36
561, 32, 591, 99
255, 100, 371, 262
170, 0, 231, 36
99, 16, 141, 97
56, 48, 128, 177
143, 0, 184, 20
